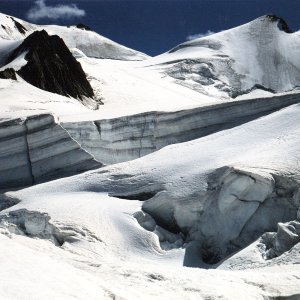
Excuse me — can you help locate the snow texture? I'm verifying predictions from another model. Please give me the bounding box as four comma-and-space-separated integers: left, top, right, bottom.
1, 12, 300, 300
145, 15, 300, 98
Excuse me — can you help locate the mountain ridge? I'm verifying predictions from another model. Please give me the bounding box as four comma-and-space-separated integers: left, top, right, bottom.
0, 12, 148, 61
6, 29, 95, 101
146, 15, 300, 98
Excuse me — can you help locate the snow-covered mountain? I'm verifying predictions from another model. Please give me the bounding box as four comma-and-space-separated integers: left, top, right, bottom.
1, 11, 300, 299
146, 15, 300, 98
0, 12, 148, 61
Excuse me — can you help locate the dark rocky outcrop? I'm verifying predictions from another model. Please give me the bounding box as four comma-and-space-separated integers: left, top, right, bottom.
76, 23, 91, 31
10, 17, 27, 35
266, 15, 293, 33
6, 30, 94, 100
0, 68, 17, 80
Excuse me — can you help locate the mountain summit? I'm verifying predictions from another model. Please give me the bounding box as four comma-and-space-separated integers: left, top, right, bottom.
146, 15, 300, 98
6, 30, 94, 100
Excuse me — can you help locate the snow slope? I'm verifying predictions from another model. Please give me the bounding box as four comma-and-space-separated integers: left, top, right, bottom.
145, 15, 300, 98
0, 12, 148, 61
2, 13, 300, 123
2, 103, 300, 298
1, 12, 300, 299
0, 55, 222, 121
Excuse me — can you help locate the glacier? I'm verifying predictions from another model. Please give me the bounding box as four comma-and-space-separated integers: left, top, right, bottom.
0, 12, 300, 300
0, 114, 101, 188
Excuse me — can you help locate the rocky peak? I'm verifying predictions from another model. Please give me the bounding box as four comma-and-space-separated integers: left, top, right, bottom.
0, 68, 17, 80
76, 23, 91, 31
6, 30, 94, 100
265, 15, 293, 33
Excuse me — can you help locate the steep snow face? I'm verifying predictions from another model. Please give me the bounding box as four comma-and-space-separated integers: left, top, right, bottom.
0, 12, 148, 61
0, 14, 33, 40
2, 13, 300, 299
145, 15, 300, 98
41, 25, 148, 61
0, 55, 221, 122
0, 40, 22, 67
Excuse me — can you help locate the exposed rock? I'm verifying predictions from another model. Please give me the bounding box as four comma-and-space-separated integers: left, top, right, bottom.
0, 68, 17, 80
266, 15, 293, 33
10, 17, 27, 35
6, 30, 94, 100
76, 23, 91, 31
0, 194, 19, 211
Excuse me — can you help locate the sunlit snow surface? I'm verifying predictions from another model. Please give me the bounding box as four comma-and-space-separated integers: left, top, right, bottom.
144, 16, 300, 99
1, 103, 300, 299
1, 12, 300, 300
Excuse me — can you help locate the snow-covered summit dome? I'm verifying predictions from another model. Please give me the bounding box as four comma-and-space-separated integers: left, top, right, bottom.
146, 15, 300, 98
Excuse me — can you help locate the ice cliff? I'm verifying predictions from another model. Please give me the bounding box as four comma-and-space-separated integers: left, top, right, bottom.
0, 114, 101, 188
63, 92, 300, 164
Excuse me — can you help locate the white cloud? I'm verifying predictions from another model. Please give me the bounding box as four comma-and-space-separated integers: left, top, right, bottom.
26, 0, 86, 21
186, 30, 215, 41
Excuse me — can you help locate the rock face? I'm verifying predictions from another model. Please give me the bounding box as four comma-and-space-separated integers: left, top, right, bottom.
266, 14, 293, 33
0, 12, 148, 61
0, 68, 17, 80
6, 30, 94, 100
63, 92, 300, 164
0, 114, 102, 188
10, 17, 27, 35
76, 23, 91, 31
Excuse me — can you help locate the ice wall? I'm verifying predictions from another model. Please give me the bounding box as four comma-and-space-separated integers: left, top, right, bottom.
63, 92, 300, 164
0, 114, 101, 188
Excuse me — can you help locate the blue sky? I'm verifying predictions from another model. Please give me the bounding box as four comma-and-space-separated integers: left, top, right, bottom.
1, 0, 300, 56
